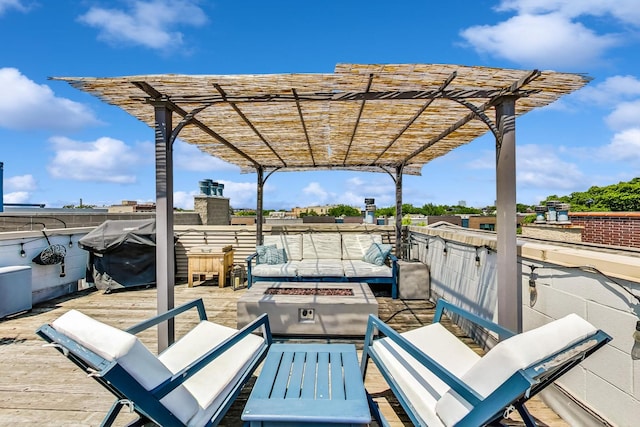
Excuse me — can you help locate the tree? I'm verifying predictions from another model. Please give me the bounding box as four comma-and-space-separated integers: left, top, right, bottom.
328, 205, 361, 217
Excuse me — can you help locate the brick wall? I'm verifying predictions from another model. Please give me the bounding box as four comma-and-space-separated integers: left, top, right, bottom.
570, 212, 640, 248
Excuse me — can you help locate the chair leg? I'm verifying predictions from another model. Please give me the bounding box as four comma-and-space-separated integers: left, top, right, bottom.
100, 399, 127, 427
367, 393, 390, 427
515, 403, 538, 427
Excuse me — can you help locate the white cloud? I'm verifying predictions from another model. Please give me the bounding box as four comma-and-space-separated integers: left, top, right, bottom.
78, 0, 207, 50
3, 191, 29, 204
47, 136, 145, 183
605, 101, 640, 131
460, 13, 620, 69
173, 190, 197, 210
174, 140, 239, 172
4, 174, 36, 191
601, 128, 640, 161
576, 75, 640, 106
516, 144, 585, 189
0, 0, 28, 15
302, 182, 332, 204
0, 68, 99, 131
467, 150, 494, 170
496, 0, 640, 26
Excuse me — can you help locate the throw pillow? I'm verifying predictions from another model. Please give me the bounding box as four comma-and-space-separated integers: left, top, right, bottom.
256, 244, 277, 264
363, 242, 392, 266
256, 245, 288, 265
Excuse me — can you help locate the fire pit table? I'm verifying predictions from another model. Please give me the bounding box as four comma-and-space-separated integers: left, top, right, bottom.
237, 282, 378, 336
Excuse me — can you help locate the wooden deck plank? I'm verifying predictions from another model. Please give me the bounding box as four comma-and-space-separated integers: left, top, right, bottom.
0, 283, 568, 426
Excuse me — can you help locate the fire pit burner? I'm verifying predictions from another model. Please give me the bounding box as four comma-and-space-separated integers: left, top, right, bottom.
264, 287, 354, 296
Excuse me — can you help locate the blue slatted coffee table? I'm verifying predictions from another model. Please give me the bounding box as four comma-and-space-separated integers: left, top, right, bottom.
242, 343, 371, 426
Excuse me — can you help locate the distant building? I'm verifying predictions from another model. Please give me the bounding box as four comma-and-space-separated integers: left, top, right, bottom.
291, 205, 337, 217
108, 200, 156, 213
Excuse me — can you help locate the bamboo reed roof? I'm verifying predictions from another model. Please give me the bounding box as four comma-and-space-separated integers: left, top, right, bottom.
52, 63, 590, 176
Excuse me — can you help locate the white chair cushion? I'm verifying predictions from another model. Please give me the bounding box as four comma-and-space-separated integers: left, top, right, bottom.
372, 323, 480, 427
341, 234, 382, 260
435, 313, 598, 426
252, 262, 298, 277
342, 260, 392, 278
302, 233, 342, 259
52, 310, 198, 425
295, 259, 345, 276
158, 321, 264, 427
264, 234, 303, 261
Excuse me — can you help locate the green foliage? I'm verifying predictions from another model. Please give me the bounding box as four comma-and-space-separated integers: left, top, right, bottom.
234, 210, 256, 216
401, 214, 413, 225
374, 206, 395, 217
541, 178, 640, 212
300, 209, 319, 217
63, 204, 96, 209
328, 204, 361, 217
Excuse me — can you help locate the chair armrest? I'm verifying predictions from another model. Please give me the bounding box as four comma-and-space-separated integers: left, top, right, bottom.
151, 313, 272, 399
433, 299, 515, 339
126, 298, 208, 335
362, 314, 482, 407
246, 253, 258, 288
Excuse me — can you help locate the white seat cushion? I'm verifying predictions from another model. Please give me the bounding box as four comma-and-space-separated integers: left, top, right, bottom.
372, 322, 480, 427
295, 259, 345, 276
252, 262, 298, 277
158, 321, 264, 427
435, 313, 597, 426
342, 234, 382, 260
264, 234, 303, 261
52, 310, 198, 425
342, 260, 392, 278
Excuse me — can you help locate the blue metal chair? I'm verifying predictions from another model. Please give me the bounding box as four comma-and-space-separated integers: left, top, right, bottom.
361, 298, 611, 426
37, 298, 272, 427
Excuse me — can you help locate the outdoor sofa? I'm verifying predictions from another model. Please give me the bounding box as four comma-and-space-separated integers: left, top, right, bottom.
246, 232, 399, 298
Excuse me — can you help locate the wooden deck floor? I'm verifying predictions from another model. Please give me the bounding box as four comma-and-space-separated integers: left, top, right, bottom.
0, 283, 568, 426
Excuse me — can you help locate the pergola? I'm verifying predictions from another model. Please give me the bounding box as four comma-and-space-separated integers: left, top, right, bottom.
54, 63, 590, 349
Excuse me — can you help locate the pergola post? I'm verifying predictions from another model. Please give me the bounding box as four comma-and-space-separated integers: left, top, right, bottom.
394, 165, 404, 258
153, 101, 175, 351
495, 96, 522, 334
256, 166, 264, 246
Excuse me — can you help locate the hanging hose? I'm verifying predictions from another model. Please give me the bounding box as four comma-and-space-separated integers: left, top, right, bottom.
32, 231, 66, 277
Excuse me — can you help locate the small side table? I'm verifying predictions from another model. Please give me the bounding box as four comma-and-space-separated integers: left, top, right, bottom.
242, 343, 371, 426
186, 246, 234, 288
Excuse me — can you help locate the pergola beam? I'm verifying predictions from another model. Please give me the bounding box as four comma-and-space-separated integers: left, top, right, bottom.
214, 84, 287, 167
152, 88, 540, 104
133, 82, 261, 168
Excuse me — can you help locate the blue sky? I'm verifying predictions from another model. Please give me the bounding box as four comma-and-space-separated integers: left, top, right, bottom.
1, 0, 639, 211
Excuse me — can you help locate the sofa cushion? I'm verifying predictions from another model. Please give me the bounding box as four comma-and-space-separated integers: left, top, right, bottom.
342, 234, 383, 260
435, 313, 598, 426
343, 260, 393, 278
295, 259, 345, 276
302, 233, 342, 259
363, 242, 392, 266
252, 262, 298, 277
52, 309, 199, 425
256, 245, 287, 265
264, 234, 303, 261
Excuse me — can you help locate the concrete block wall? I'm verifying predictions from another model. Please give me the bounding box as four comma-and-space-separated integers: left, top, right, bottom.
520, 223, 583, 243
0, 228, 92, 304
410, 226, 640, 426
194, 196, 230, 225
570, 211, 640, 248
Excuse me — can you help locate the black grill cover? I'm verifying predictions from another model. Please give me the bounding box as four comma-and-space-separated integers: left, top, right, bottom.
79, 219, 156, 292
